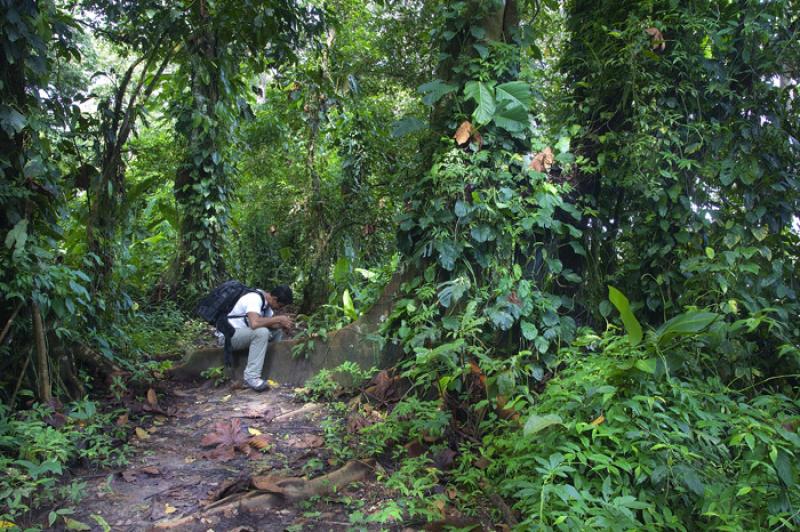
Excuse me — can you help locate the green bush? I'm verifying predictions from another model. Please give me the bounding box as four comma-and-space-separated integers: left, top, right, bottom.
0, 400, 129, 529
482, 328, 800, 530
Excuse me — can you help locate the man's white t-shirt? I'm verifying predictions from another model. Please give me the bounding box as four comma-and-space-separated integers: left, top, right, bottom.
227, 292, 272, 329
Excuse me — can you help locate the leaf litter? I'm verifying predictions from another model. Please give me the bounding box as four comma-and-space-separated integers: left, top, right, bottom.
61, 381, 398, 531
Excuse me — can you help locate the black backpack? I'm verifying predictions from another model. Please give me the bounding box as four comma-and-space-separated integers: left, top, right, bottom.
196, 280, 265, 367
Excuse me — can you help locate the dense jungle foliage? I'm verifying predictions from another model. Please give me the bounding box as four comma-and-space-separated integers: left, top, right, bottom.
1, 0, 799, 529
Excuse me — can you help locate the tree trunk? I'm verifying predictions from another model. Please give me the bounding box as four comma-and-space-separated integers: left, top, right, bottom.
300, 88, 332, 314
173, 5, 228, 295
32, 300, 51, 404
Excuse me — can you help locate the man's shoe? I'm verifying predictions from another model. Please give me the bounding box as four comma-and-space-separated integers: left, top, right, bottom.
245, 378, 269, 392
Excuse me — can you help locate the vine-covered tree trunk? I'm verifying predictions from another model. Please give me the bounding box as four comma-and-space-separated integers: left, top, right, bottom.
172, 2, 229, 295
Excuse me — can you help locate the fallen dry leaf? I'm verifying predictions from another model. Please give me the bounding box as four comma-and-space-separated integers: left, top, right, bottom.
164, 503, 177, 515
135, 427, 150, 440
147, 388, 158, 408
221, 394, 232, 402
454, 121, 472, 146
645, 27, 666, 51
530, 147, 555, 173
140, 466, 161, 476
248, 427, 263, 436
287, 433, 324, 449
364, 369, 403, 404
116, 413, 129, 426
249, 434, 272, 451
201, 418, 266, 461
432, 447, 458, 470
473, 456, 490, 470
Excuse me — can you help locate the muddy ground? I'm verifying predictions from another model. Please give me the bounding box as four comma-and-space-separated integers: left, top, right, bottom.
61, 381, 404, 531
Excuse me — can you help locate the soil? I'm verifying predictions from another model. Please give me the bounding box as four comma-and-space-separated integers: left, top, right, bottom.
62, 380, 403, 531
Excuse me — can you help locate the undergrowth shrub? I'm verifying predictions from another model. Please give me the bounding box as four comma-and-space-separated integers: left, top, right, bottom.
483, 328, 800, 530
0, 400, 129, 529
124, 301, 206, 359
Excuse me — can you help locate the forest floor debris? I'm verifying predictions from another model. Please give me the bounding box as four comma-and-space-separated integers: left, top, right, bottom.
62, 381, 401, 531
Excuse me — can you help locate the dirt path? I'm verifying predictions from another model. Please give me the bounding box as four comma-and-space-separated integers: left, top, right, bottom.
66, 381, 399, 531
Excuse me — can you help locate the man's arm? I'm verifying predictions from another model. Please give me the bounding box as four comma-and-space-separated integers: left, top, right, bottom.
247, 312, 293, 330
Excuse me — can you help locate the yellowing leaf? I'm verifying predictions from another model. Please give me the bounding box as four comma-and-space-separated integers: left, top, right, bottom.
135, 427, 150, 440
164, 503, 177, 515
267, 380, 279, 388
64, 517, 92, 531
591, 415, 606, 426
0, 521, 16, 529
248, 427, 263, 436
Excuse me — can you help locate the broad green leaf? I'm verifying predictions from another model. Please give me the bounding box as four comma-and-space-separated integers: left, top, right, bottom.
418, 80, 458, 106
5, 219, 29, 253
437, 277, 470, 308
751, 226, 768, 241
454, 200, 470, 218
521, 321, 538, 340
774, 450, 796, 487
655, 311, 718, 346
524, 413, 563, 435
634, 358, 657, 374
0, 108, 26, 134
391, 116, 427, 138
488, 308, 514, 331
333, 257, 350, 284
473, 43, 489, 58
608, 286, 643, 345
470, 225, 493, 242
493, 102, 528, 132
464, 81, 496, 125
494, 81, 531, 109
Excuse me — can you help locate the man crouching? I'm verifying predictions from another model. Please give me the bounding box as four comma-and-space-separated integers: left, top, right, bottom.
227, 285, 294, 391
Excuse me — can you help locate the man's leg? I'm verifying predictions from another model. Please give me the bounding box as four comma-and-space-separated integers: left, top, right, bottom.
234, 327, 270, 386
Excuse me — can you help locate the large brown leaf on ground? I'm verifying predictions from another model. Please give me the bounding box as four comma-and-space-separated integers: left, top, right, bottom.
201, 418, 265, 461
364, 369, 403, 404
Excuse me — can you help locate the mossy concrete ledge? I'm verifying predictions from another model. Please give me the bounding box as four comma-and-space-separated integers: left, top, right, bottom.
170, 273, 405, 386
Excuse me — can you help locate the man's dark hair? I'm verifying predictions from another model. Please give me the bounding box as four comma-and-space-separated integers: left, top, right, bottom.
271, 285, 293, 306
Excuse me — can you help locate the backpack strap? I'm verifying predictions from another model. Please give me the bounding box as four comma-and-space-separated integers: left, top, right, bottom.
223, 334, 234, 368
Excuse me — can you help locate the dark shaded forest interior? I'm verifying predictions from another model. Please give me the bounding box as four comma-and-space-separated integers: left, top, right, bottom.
1, 0, 799, 530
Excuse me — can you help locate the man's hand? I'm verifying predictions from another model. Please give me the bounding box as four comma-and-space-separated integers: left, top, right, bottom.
247, 312, 293, 331
272, 315, 293, 330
